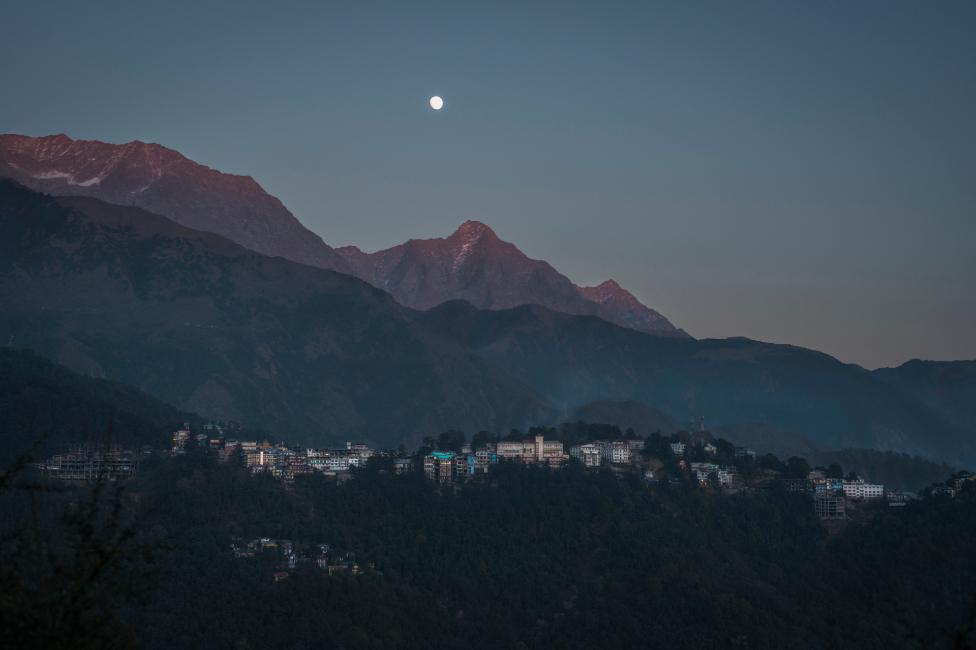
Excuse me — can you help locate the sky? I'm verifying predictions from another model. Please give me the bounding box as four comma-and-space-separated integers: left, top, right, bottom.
2, 0, 974, 368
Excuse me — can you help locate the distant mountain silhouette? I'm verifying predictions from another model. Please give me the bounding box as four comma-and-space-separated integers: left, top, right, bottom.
338, 221, 687, 337
874, 359, 976, 435
0, 133, 352, 273
1, 179, 971, 465
0, 347, 198, 464
417, 300, 972, 466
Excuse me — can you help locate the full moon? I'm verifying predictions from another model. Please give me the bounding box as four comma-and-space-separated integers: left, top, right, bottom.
429, 95, 444, 110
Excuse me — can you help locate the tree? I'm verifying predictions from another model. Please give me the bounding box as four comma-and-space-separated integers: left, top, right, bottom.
436, 430, 466, 453
471, 431, 496, 450
786, 457, 811, 479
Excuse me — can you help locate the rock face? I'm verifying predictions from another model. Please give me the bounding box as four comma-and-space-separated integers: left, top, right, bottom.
338, 221, 688, 337
0, 133, 352, 273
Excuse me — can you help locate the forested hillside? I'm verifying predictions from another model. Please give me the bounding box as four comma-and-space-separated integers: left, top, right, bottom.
3, 453, 971, 649
0, 348, 196, 464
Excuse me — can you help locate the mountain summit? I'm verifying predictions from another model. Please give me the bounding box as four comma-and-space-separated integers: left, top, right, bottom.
0, 133, 351, 273
1, 133, 681, 335
338, 222, 687, 337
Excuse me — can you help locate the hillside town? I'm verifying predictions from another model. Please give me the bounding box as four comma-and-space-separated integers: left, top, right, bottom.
35, 423, 976, 525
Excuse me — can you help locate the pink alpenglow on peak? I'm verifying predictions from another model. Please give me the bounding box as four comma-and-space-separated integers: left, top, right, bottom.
0, 133, 352, 274
337, 221, 688, 337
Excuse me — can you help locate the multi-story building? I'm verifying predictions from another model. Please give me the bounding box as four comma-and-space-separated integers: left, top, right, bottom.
812, 477, 845, 495
690, 462, 736, 487
782, 478, 812, 493
424, 451, 456, 483
886, 490, 918, 507
303, 445, 376, 473
597, 441, 633, 465
690, 461, 719, 485
283, 455, 312, 481
219, 440, 241, 463
734, 447, 756, 459
393, 458, 415, 474
171, 426, 191, 452
245, 448, 281, 474
474, 446, 497, 471
43, 446, 137, 482
569, 443, 602, 468
814, 494, 847, 519
842, 479, 884, 500
345, 442, 374, 463
716, 468, 735, 487
496, 436, 567, 467
669, 442, 686, 457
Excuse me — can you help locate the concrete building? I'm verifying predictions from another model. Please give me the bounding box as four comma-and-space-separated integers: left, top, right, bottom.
43, 446, 137, 482
570, 443, 602, 467
393, 458, 415, 474
496, 435, 567, 467
814, 494, 847, 520
597, 440, 633, 465
424, 451, 456, 483
171, 426, 191, 452
842, 480, 884, 500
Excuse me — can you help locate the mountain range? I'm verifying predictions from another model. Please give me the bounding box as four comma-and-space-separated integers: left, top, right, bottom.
2, 178, 972, 466
337, 221, 684, 336
0, 133, 683, 337
0, 133, 353, 273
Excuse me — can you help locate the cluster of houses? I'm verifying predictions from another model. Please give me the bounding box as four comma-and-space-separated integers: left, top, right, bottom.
423, 435, 570, 483
783, 469, 888, 519
568, 439, 645, 467
931, 471, 976, 499
231, 537, 360, 582
420, 435, 752, 487
172, 424, 375, 481
46, 424, 968, 528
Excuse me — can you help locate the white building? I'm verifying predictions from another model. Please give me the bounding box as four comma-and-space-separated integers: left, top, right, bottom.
569, 444, 602, 467
669, 442, 686, 457
842, 480, 884, 500
594, 440, 632, 465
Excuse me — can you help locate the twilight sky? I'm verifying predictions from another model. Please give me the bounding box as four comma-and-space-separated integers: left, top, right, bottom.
2, 0, 974, 368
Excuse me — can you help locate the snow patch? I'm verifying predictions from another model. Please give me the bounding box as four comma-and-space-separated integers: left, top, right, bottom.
75, 173, 106, 187
33, 170, 74, 181
452, 226, 484, 271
